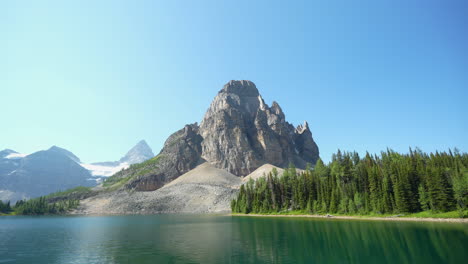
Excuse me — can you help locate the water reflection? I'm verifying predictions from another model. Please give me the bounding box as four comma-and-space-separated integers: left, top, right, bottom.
231, 217, 468, 264
0, 215, 467, 264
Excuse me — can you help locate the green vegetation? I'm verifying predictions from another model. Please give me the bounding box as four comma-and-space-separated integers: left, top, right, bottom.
234, 209, 467, 219
13, 197, 79, 215
103, 175, 133, 189
45, 186, 93, 199
1, 187, 90, 216
402, 210, 467, 219
1, 196, 80, 216
232, 149, 468, 218
0, 200, 13, 215
103, 155, 164, 188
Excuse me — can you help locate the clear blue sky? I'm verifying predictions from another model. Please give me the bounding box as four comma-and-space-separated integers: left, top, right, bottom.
2, 0, 467, 163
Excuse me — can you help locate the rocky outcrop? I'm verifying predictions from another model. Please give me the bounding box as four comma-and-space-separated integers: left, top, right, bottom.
125, 124, 203, 191
121, 80, 319, 192
293, 121, 320, 165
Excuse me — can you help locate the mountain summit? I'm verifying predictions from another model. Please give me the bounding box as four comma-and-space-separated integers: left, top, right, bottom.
48, 146, 81, 163
123, 80, 319, 191
199, 80, 319, 176
120, 140, 154, 164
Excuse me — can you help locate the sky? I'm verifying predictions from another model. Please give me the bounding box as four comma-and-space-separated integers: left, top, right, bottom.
1, 0, 467, 163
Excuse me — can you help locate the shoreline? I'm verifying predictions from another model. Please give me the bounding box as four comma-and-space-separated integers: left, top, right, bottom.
231, 213, 468, 223
3, 212, 467, 223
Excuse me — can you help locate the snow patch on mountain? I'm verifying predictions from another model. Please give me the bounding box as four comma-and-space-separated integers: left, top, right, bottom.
5, 153, 28, 159
81, 162, 130, 177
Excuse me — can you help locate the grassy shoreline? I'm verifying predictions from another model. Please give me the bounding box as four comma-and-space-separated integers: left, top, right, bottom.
231, 210, 468, 223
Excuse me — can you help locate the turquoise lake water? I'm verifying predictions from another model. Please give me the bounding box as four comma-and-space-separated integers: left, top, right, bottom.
0, 214, 467, 263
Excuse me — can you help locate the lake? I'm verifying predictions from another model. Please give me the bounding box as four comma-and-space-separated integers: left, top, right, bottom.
0, 214, 467, 263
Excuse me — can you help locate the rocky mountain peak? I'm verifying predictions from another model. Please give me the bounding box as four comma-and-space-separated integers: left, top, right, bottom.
268, 101, 286, 124
220, 80, 259, 97
48, 146, 81, 163
199, 80, 319, 176
295, 121, 310, 134
270, 101, 284, 116
120, 140, 154, 164
201, 80, 262, 122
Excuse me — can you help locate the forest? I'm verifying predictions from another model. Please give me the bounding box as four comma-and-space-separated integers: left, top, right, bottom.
231, 149, 468, 217
0, 200, 12, 214
0, 197, 79, 215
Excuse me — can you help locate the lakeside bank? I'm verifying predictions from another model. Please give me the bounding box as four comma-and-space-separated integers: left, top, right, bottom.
232, 213, 468, 223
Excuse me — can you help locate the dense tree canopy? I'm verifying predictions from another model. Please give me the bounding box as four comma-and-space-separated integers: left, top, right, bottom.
232, 149, 468, 217
0, 197, 80, 215
13, 197, 79, 215
0, 200, 12, 214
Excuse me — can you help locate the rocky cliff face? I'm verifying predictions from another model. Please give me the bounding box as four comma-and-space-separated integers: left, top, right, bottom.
199, 80, 319, 175
123, 80, 319, 191
126, 124, 203, 191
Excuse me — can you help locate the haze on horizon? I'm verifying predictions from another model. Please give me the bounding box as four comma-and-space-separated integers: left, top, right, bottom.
2, 0, 467, 163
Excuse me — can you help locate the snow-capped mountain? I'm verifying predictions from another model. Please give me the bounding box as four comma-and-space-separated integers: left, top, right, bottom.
0, 140, 154, 202
0, 149, 28, 159
0, 146, 94, 203
0, 149, 24, 178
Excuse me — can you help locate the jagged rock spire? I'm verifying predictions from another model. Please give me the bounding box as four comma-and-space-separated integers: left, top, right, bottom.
199, 80, 319, 176
295, 121, 310, 134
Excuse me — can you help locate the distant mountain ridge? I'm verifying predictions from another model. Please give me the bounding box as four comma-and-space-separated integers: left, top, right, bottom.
0, 140, 154, 202
0, 147, 94, 203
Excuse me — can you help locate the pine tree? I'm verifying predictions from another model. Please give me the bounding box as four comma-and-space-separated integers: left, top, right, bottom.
418, 184, 430, 211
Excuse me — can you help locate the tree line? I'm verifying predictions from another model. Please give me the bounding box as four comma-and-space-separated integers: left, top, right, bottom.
0, 197, 80, 215
231, 149, 468, 217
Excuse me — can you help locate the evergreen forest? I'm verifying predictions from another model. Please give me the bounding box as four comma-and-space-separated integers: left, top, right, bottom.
231, 149, 468, 217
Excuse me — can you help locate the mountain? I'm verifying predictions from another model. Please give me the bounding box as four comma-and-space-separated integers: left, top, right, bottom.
123, 80, 319, 191
0, 149, 18, 159
120, 140, 154, 164
199, 80, 319, 175
0, 141, 154, 203
48, 146, 81, 163
0, 150, 22, 176
82, 140, 154, 177
0, 147, 94, 203
72, 80, 319, 214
